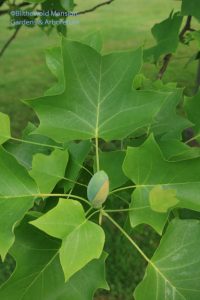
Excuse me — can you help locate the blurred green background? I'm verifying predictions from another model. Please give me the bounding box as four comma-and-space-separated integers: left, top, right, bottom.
0, 0, 199, 299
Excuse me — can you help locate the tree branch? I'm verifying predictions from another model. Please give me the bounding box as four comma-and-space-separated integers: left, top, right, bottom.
158, 15, 194, 80
0, 2, 30, 16
157, 53, 172, 80
0, 0, 6, 7
0, 25, 21, 58
76, 0, 115, 15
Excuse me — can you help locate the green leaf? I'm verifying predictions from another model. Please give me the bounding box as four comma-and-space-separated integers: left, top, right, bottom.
182, 0, 200, 21
150, 88, 191, 140
159, 139, 200, 161
123, 135, 200, 234
29, 149, 69, 194
31, 199, 105, 281
82, 31, 103, 53
87, 171, 109, 208
64, 140, 92, 192
4, 123, 61, 170
45, 47, 65, 96
0, 112, 11, 145
149, 185, 179, 212
135, 219, 200, 300
0, 215, 108, 300
26, 39, 173, 143
98, 151, 128, 190
145, 12, 183, 62
0, 147, 38, 259
184, 92, 200, 142
60, 0, 74, 11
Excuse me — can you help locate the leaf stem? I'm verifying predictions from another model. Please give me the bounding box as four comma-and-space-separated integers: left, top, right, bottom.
3, 193, 91, 206
109, 185, 136, 195
104, 207, 135, 213
85, 207, 93, 217
95, 136, 100, 172
102, 210, 151, 264
102, 211, 175, 290
38, 193, 91, 206
9, 136, 64, 150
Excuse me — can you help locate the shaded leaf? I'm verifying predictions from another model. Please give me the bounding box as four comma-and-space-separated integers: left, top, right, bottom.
64, 140, 92, 192
181, 0, 200, 21
98, 150, 128, 190
4, 123, 61, 169
145, 12, 183, 62
29, 149, 69, 194
184, 92, 200, 142
159, 139, 200, 161
0, 147, 38, 259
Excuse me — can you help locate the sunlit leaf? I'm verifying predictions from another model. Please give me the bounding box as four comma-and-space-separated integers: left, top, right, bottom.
31, 199, 105, 281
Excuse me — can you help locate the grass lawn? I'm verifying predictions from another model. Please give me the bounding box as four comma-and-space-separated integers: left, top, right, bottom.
0, 1, 199, 299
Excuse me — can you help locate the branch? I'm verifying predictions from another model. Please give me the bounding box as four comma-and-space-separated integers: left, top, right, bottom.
158, 15, 194, 80
76, 0, 115, 15
0, 2, 30, 16
0, 25, 21, 58
179, 15, 194, 42
0, 0, 6, 7
157, 53, 172, 80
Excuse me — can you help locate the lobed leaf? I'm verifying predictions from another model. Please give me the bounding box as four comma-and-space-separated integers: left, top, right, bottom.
25, 39, 177, 143
31, 199, 105, 281
0, 215, 108, 300
123, 135, 200, 234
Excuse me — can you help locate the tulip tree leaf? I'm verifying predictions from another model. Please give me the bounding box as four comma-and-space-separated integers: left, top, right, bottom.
123, 135, 200, 234
45, 34, 102, 97
158, 139, 200, 161
31, 199, 105, 281
29, 149, 69, 194
181, 0, 200, 21
4, 122, 61, 170
144, 12, 183, 62
150, 88, 191, 140
184, 92, 200, 142
26, 39, 175, 143
0, 147, 38, 259
135, 219, 200, 300
0, 215, 108, 300
0, 112, 11, 145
